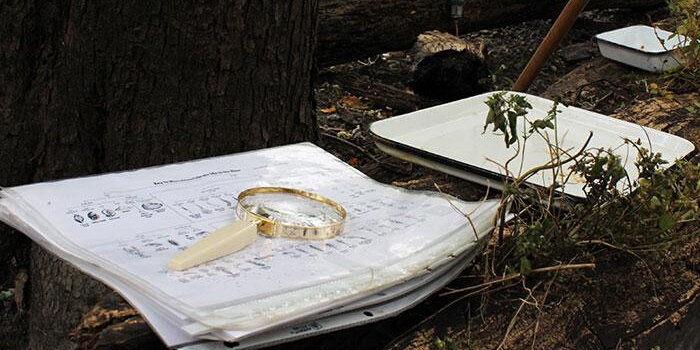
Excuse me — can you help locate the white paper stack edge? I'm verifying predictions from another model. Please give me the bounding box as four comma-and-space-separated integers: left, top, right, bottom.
0, 143, 500, 349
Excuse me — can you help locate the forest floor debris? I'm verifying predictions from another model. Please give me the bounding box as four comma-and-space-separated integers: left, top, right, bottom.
307, 6, 699, 350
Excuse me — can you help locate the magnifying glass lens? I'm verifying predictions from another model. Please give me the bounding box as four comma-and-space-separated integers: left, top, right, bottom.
239, 192, 344, 227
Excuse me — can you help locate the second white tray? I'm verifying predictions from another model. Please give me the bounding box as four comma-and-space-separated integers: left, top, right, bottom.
595, 25, 691, 72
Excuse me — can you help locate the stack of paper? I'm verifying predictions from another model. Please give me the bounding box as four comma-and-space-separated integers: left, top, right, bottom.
0, 143, 500, 349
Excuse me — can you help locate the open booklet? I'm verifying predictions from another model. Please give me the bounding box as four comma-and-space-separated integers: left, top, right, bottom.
0, 143, 500, 347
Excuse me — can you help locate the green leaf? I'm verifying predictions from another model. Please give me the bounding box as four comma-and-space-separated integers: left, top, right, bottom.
0, 289, 12, 302
484, 109, 495, 133
507, 112, 518, 147
658, 213, 676, 232
519, 257, 532, 275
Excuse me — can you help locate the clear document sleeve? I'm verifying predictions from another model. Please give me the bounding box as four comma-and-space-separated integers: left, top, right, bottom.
0, 143, 500, 336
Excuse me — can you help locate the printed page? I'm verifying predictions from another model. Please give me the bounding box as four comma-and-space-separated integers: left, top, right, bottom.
6, 143, 498, 331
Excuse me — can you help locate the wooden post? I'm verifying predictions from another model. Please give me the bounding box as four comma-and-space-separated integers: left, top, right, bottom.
512, 0, 591, 92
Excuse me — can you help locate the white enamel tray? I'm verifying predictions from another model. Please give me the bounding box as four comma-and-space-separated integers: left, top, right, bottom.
595, 25, 691, 72
370, 91, 695, 200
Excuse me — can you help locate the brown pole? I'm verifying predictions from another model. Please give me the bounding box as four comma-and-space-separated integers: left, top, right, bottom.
512, 0, 591, 92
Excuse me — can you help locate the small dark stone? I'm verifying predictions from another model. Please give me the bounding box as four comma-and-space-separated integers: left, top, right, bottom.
561, 42, 597, 63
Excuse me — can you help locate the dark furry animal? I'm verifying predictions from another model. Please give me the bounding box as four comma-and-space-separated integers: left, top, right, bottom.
411, 49, 490, 102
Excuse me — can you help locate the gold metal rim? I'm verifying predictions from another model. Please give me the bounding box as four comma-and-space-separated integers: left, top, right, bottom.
236, 187, 346, 239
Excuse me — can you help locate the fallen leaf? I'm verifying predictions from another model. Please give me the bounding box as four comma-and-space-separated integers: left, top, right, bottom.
319, 106, 337, 114
348, 157, 361, 167
338, 96, 369, 110
384, 51, 406, 59
336, 130, 353, 139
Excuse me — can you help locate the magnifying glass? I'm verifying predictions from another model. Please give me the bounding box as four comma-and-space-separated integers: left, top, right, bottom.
169, 187, 347, 270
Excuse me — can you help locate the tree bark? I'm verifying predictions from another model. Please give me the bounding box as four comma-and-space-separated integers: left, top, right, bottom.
317, 0, 665, 66
71, 292, 164, 350
0, 1, 318, 349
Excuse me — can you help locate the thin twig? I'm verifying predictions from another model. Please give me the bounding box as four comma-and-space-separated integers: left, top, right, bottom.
382, 286, 486, 350
322, 132, 415, 175
440, 263, 596, 296
531, 259, 570, 349
576, 239, 659, 299
493, 133, 593, 245
497, 281, 542, 350
514, 132, 593, 186
434, 183, 480, 241
383, 283, 517, 350
592, 91, 614, 109
320, 132, 379, 162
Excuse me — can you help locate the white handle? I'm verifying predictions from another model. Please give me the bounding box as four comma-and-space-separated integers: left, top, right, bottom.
169, 221, 258, 271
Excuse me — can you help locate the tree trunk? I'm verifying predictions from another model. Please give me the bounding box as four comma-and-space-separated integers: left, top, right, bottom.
0, 1, 318, 349
317, 0, 665, 66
